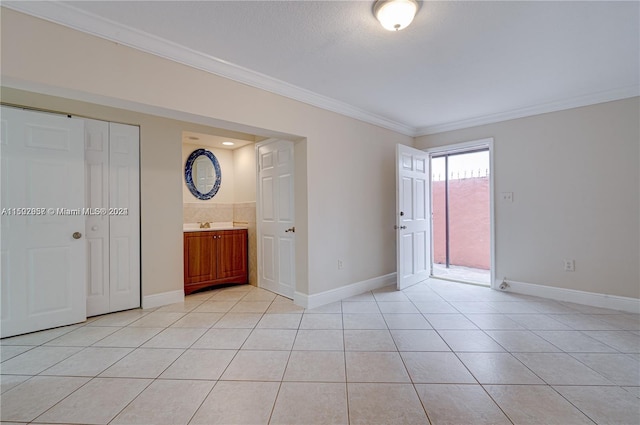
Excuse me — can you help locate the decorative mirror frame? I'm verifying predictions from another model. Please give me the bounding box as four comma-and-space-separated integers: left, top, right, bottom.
185, 148, 222, 200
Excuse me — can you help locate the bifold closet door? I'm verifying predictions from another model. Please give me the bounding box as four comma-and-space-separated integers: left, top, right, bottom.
108, 122, 140, 313
1, 106, 87, 338
85, 120, 140, 317
85, 119, 110, 316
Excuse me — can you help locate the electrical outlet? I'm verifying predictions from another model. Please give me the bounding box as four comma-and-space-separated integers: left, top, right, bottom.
501, 192, 514, 202
337, 259, 343, 270
563, 259, 575, 272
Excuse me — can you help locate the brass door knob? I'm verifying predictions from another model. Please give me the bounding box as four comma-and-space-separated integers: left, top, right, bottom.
72, 232, 82, 239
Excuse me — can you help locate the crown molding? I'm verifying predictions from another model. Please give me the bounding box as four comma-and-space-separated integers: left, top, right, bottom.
4, 2, 638, 139
416, 85, 640, 136
2, 1, 417, 136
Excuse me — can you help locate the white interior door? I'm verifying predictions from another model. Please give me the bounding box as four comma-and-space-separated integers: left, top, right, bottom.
108, 122, 140, 312
1, 106, 86, 338
257, 139, 295, 298
396, 144, 431, 290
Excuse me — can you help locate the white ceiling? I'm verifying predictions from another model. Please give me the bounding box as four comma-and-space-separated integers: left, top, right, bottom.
6, 1, 639, 136
182, 131, 254, 150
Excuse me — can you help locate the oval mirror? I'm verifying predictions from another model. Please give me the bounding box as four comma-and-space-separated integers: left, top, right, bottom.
185, 149, 221, 200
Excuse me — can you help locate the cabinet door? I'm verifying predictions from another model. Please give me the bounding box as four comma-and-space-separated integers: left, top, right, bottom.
218, 230, 248, 280
184, 233, 217, 284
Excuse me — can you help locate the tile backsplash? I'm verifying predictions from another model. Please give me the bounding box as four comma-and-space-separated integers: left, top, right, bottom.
183, 203, 234, 223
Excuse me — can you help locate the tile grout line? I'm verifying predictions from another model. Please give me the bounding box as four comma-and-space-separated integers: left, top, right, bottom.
1, 282, 638, 424
381, 291, 435, 425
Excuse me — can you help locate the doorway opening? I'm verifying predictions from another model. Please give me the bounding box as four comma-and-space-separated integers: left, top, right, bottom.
430, 143, 492, 286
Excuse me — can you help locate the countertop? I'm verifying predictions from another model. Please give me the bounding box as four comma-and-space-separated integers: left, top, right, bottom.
183, 222, 248, 232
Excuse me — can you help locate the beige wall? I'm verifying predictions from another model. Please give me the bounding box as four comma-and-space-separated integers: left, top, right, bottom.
233, 144, 257, 203
416, 98, 640, 299
1, 9, 412, 299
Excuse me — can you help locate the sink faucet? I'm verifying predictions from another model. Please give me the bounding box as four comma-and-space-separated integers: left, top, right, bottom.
199, 222, 210, 229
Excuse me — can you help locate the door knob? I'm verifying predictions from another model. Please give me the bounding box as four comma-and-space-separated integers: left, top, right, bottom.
285, 227, 295, 233
72, 232, 82, 239
394, 225, 407, 230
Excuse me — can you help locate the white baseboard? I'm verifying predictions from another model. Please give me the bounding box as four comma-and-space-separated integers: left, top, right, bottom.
501, 279, 640, 314
294, 273, 396, 309
142, 290, 184, 309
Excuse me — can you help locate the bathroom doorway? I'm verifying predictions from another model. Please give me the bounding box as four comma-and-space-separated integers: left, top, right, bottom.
181, 130, 259, 287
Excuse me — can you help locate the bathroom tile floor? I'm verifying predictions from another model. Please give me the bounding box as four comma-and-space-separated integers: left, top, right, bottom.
1, 279, 639, 424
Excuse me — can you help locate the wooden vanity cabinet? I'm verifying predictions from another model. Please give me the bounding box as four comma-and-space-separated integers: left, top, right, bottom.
184, 229, 248, 295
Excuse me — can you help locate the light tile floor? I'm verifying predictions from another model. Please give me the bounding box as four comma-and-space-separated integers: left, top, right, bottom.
1, 279, 639, 425
432, 264, 491, 285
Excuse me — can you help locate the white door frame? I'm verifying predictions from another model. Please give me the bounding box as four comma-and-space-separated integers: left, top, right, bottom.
425, 138, 495, 289
255, 138, 296, 298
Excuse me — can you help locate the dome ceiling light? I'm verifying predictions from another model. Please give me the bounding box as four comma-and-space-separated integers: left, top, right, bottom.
373, 0, 420, 31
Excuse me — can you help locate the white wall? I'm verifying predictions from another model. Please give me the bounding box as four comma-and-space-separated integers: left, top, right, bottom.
1, 9, 412, 299
233, 143, 257, 203
416, 98, 640, 299
182, 143, 235, 204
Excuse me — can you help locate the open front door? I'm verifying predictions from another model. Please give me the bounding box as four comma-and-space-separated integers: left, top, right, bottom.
396, 144, 431, 290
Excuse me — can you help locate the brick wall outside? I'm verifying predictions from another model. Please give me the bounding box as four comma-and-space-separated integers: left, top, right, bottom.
432, 177, 490, 270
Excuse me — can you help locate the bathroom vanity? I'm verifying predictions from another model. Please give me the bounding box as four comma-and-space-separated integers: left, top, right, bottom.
183, 224, 248, 294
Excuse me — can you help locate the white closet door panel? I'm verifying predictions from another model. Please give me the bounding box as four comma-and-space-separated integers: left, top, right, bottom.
28, 247, 72, 314
1, 106, 86, 338
1, 249, 9, 323
84, 119, 110, 316
1, 134, 12, 324
108, 123, 140, 312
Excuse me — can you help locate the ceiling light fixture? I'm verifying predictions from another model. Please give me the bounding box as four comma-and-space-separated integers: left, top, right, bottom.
373, 0, 419, 31
222, 141, 235, 146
